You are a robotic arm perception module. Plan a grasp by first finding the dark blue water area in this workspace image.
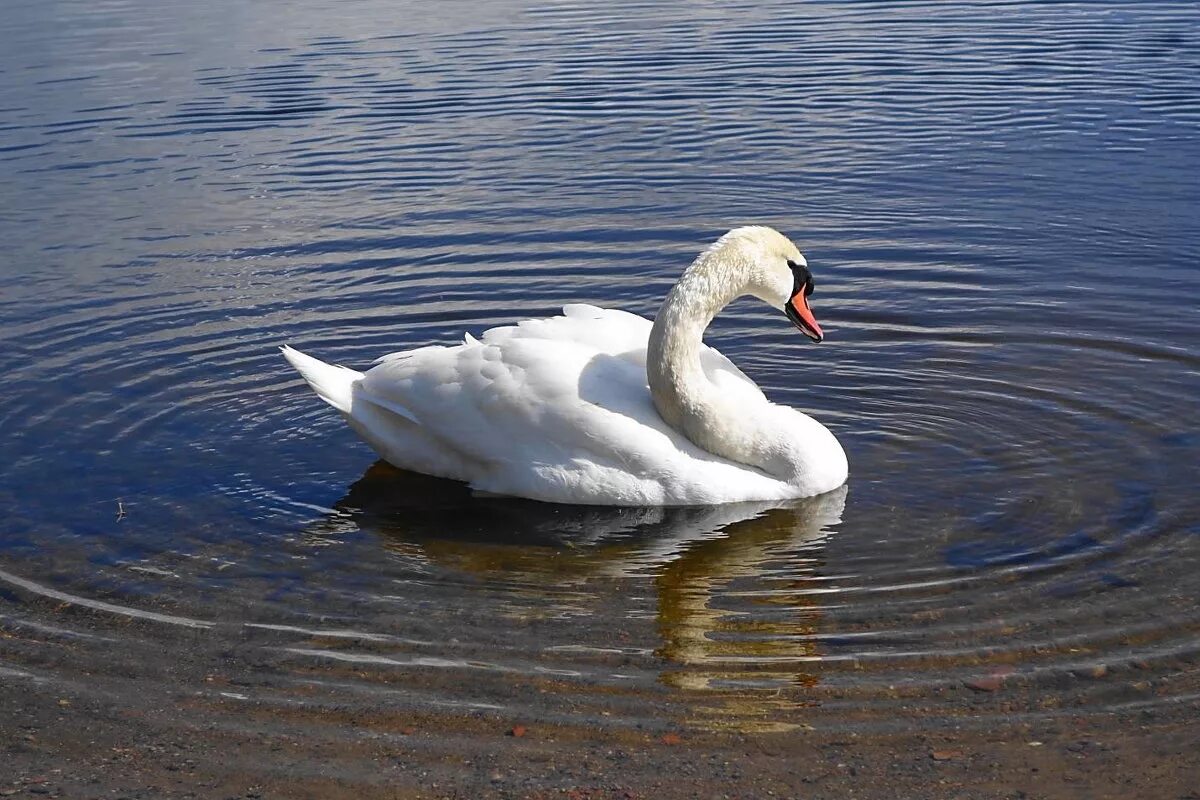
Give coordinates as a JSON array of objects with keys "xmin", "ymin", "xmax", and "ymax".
[{"xmin": 1, "ymin": 0, "xmax": 1199, "ymax": 730}]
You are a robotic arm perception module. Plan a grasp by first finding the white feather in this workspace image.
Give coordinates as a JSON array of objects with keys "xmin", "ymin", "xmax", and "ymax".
[{"xmin": 280, "ymin": 345, "xmax": 361, "ymax": 415}]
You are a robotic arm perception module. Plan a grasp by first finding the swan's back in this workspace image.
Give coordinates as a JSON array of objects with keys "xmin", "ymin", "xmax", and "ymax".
[{"xmin": 334, "ymin": 304, "xmax": 788, "ymax": 505}]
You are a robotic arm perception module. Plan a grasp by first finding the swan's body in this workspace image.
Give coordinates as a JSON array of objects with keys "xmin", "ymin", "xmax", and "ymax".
[{"xmin": 283, "ymin": 227, "xmax": 847, "ymax": 506}]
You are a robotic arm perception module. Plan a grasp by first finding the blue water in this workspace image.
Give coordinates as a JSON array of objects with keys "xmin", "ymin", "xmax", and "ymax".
[{"xmin": 1, "ymin": 0, "xmax": 1198, "ymax": 739}]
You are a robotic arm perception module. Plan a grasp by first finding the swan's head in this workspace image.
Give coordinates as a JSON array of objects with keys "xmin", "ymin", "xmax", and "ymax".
[{"xmin": 722, "ymin": 226, "xmax": 823, "ymax": 343}]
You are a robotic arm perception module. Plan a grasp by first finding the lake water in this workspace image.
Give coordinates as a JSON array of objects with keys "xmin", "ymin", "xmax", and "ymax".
[{"xmin": 2, "ymin": 0, "xmax": 1198, "ymax": 761}]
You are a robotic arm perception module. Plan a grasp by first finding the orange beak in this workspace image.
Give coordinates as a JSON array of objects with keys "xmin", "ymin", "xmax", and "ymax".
[{"xmin": 785, "ymin": 290, "xmax": 823, "ymax": 343}]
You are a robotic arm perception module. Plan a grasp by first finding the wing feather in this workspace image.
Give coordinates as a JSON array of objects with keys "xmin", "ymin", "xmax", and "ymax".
[{"xmin": 354, "ymin": 306, "xmax": 788, "ymax": 504}]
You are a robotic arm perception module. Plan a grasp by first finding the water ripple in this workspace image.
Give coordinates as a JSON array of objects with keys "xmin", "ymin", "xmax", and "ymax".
[{"xmin": 0, "ymin": 0, "xmax": 1198, "ymax": 740}]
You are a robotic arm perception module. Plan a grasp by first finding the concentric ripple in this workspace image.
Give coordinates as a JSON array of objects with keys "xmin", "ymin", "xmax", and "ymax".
[{"xmin": 1, "ymin": 0, "xmax": 1198, "ymax": 744}]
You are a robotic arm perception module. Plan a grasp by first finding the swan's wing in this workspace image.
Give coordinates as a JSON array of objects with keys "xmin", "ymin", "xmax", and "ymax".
[
  {"xmin": 482, "ymin": 304, "xmax": 652, "ymax": 360},
  {"xmin": 698, "ymin": 347, "xmax": 766, "ymax": 405},
  {"xmin": 355, "ymin": 307, "xmax": 787, "ymax": 505},
  {"xmin": 551, "ymin": 304, "xmax": 765, "ymax": 403},
  {"xmin": 373, "ymin": 303, "xmax": 761, "ymax": 400}
]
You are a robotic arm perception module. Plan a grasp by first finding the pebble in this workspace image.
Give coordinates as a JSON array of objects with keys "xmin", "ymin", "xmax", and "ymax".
[{"xmin": 964, "ymin": 675, "xmax": 1003, "ymax": 692}]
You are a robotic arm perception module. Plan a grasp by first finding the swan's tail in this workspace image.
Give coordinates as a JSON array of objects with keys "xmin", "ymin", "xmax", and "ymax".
[{"xmin": 280, "ymin": 345, "xmax": 363, "ymax": 415}]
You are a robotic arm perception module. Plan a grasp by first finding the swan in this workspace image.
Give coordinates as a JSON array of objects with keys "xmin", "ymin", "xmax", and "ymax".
[{"xmin": 282, "ymin": 226, "xmax": 848, "ymax": 506}]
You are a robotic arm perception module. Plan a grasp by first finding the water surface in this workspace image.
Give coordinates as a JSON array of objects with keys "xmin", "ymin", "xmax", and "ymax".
[{"xmin": 2, "ymin": 0, "xmax": 1199, "ymax": 742}]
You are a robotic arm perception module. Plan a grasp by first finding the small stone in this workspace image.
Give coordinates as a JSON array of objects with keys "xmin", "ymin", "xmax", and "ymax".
[
  {"xmin": 508, "ymin": 725, "xmax": 527, "ymax": 738},
  {"xmin": 930, "ymin": 750, "xmax": 962, "ymax": 762},
  {"xmin": 966, "ymin": 664, "xmax": 1016, "ymax": 692},
  {"xmin": 965, "ymin": 675, "xmax": 1004, "ymax": 692},
  {"xmin": 1073, "ymin": 664, "xmax": 1109, "ymax": 680}
]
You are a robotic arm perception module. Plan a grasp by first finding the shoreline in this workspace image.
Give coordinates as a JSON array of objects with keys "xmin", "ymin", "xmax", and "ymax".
[{"xmin": 5, "ymin": 677, "xmax": 1197, "ymax": 799}]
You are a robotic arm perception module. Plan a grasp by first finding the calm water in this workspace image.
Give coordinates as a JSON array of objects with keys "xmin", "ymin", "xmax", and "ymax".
[{"xmin": 2, "ymin": 0, "xmax": 1198, "ymax": 740}]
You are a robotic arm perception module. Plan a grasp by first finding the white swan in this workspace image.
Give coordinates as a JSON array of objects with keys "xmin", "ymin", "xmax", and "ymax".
[{"xmin": 282, "ymin": 226, "xmax": 848, "ymax": 506}]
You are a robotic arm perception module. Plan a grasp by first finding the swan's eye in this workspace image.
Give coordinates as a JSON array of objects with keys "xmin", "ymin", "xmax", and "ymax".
[{"xmin": 787, "ymin": 259, "xmax": 814, "ymax": 296}]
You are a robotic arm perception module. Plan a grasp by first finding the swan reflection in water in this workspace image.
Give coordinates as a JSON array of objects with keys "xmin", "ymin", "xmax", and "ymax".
[{"xmin": 312, "ymin": 461, "xmax": 847, "ymax": 732}]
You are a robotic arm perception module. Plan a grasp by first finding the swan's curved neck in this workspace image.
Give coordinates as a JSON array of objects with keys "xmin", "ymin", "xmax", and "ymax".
[
  {"xmin": 647, "ymin": 242, "xmax": 790, "ymax": 479},
  {"xmin": 647, "ymin": 261, "xmax": 737, "ymax": 426}
]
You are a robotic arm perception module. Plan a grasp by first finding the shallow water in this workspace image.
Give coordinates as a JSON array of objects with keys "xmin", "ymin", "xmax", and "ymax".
[{"xmin": 2, "ymin": 0, "xmax": 1199, "ymax": 740}]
